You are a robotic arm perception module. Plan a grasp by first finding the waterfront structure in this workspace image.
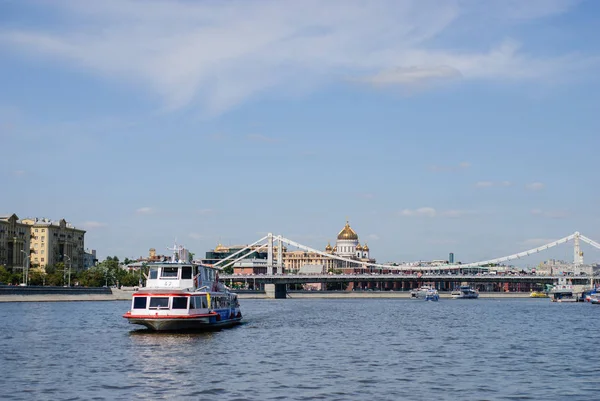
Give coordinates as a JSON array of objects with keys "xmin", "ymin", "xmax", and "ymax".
[
  {"xmin": 21, "ymin": 217, "xmax": 86, "ymax": 271},
  {"xmin": 0, "ymin": 214, "xmax": 31, "ymax": 269}
]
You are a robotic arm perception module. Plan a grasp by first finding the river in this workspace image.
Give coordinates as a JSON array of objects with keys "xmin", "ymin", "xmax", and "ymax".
[{"xmin": 1, "ymin": 298, "xmax": 599, "ymax": 400}]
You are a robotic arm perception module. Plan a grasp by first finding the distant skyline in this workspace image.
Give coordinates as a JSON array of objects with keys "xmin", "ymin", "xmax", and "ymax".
[{"xmin": 1, "ymin": 0, "xmax": 600, "ymax": 265}]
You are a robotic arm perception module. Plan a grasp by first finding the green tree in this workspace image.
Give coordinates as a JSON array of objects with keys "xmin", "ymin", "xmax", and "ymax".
[{"xmin": 222, "ymin": 262, "xmax": 234, "ymax": 275}]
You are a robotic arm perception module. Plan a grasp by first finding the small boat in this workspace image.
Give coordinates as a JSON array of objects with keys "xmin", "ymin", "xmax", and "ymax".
[
  {"xmin": 530, "ymin": 291, "xmax": 548, "ymax": 298},
  {"xmin": 549, "ymin": 278, "xmax": 577, "ymax": 303},
  {"xmin": 451, "ymin": 286, "xmax": 479, "ymax": 299},
  {"xmin": 410, "ymin": 286, "xmax": 439, "ymax": 301},
  {"xmin": 123, "ymin": 244, "xmax": 242, "ymax": 331},
  {"xmin": 590, "ymin": 293, "xmax": 600, "ymax": 305}
]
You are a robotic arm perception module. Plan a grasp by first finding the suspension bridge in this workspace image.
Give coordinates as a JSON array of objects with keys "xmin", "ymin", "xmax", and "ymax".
[{"xmin": 209, "ymin": 231, "xmax": 600, "ymax": 298}]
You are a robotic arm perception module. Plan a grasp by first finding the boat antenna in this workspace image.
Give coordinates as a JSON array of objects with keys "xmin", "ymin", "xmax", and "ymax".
[{"xmin": 167, "ymin": 239, "xmax": 181, "ymax": 263}]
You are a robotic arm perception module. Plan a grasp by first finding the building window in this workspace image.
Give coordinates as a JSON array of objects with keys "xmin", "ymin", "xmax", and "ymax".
[
  {"xmin": 41, "ymin": 236, "xmax": 45, "ymax": 242},
  {"xmin": 41, "ymin": 258, "xmax": 45, "ymax": 262},
  {"xmin": 41, "ymin": 250, "xmax": 44, "ymax": 254},
  {"xmin": 35, "ymin": 229, "xmax": 38, "ymax": 232}
]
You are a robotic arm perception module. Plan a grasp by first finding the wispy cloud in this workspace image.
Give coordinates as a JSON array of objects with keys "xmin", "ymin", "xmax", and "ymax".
[
  {"xmin": 13, "ymin": 170, "xmax": 26, "ymax": 177},
  {"xmin": 399, "ymin": 207, "xmax": 477, "ymax": 218},
  {"xmin": 0, "ymin": 0, "xmax": 591, "ymax": 114},
  {"xmin": 428, "ymin": 161, "xmax": 471, "ymax": 172},
  {"xmin": 441, "ymin": 210, "xmax": 478, "ymax": 218},
  {"xmin": 399, "ymin": 207, "xmax": 437, "ymax": 217},
  {"xmin": 246, "ymin": 134, "xmax": 280, "ymax": 143},
  {"xmin": 80, "ymin": 221, "xmax": 108, "ymax": 229},
  {"xmin": 366, "ymin": 234, "xmax": 380, "ymax": 241},
  {"xmin": 530, "ymin": 209, "xmax": 570, "ymax": 219},
  {"xmin": 135, "ymin": 207, "xmax": 155, "ymax": 215},
  {"xmin": 526, "ymin": 182, "xmax": 545, "ymax": 191},
  {"xmin": 520, "ymin": 238, "xmax": 557, "ymax": 247},
  {"xmin": 475, "ymin": 180, "xmax": 512, "ymax": 188},
  {"xmin": 357, "ymin": 65, "xmax": 462, "ymax": 88}
]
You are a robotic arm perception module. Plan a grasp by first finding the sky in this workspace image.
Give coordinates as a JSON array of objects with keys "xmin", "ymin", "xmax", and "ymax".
[{"xmin": 1, "ymin": 0, "xmax": 600, "ymax": 266}]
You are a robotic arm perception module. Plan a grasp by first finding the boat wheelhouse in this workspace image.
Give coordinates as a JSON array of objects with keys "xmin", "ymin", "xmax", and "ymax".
[{"xmin": 123, "ymin": 247, "xmax": 242, "ymax": 331}]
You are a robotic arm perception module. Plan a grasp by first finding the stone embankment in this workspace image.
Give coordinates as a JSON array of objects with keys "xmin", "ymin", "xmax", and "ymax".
[{"xmin": 0, "ymin": 287, "xmax": 533, "ymax": 302}]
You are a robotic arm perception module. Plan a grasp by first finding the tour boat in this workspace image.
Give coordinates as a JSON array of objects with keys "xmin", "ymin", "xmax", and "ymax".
[
  {"xmin": 451, "ymin": 286, "xmax": 479, "ymax": 299},
  {"xmin": 549, "ymin": 278, "xmax": 577, "ymax": 303},
  {"xmin": 410, "ymin": 286, "xmax": 439, "ymax": 301},
  {"xmin": 123, "ymin": 246, "xmax": 242, "ymax": 331}
]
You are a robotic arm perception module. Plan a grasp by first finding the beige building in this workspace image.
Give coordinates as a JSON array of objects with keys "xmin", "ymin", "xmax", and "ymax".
[
  {"xmin": 0, "ymin": 214, "xmax": 31, "ymax": 269},
  {"xmin": 21, "ymin": 217, "xmax": 86, "ymax": 271}
]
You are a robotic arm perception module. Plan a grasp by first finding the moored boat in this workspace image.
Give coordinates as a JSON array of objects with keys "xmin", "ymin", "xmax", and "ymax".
[
  {"xmin": 549, "ymin": 278, "xmax": 576, "ymax": 303},
  {"xmin": 451, "ymin": 286, "xmax": 479, "ymax": 299},
  {"xmin": 410, "ymin": 285, "xmax": 439, "ymax": 301},
  {"xmin": 530, "ymin": 291, "xmax": 548, "ymax": 298},
  {"xmin": 123, "ymin": 245, "xmax": 242, "ymax": 331}
]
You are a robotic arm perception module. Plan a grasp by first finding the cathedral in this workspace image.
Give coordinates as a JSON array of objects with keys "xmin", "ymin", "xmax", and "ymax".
[{"xmin": 326, "ymin": 220, "xmax": 370, "ymax": 260}]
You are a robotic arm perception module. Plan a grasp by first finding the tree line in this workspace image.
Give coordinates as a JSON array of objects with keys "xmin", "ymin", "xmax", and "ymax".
[{"xmin": 0, "ymin": 256, "xmax": 143, "ymax": 287}]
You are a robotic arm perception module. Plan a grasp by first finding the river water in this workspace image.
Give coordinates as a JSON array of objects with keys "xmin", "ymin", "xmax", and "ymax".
[{"xmin": 1, "ymin": 298, "xmax": 599, "ymax": 400}]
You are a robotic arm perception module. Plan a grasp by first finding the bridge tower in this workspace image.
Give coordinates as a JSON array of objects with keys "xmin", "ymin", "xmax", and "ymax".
[
  {"xmin": 267, "ymin": 233, "xmax": 274, "ymax": 275},
  {"xmin": 574, "ymin": 232, "xmax": 584, "ymax": 266}
]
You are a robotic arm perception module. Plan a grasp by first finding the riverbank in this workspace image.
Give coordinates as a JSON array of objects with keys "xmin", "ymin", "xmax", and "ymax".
[{"xmin": 0, "ymin": 288, "xmax": 534, "ymax": 302}]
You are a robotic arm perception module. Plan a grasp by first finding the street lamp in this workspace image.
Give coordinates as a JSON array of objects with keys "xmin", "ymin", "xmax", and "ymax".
[
  {"xmin": 63, "ymin": 254, "xmax": 71, "ymax": 287},
  {"xmin": 20, "ymin": 250, "xmax": 30, "ymax": 286}
]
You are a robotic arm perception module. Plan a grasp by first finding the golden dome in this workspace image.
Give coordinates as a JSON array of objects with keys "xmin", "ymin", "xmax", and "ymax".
[
  {"xmin": 333, "ymin": 246, "xmax": 337, "ymax": 252},
  {"xmin": 215, "ymin": 243, "xmax": 227, "ymax": 252},
  {"xmin": 356, "ymin": 243, "xmax": 363, "ymax": 251},
  {"xmin": 337, "ymin": 221, "xmax": 358, "ymax": 240},
  {"xmin": 325, "ymin": 242, "xmax": 333, "ymax": 251},
  {"xmin": 363, "ymin": 243, "xmax": 369, "ymax": 251}
]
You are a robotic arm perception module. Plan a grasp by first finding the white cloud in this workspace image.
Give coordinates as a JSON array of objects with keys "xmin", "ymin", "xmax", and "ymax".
[
  {"xmin": 526, "ymin": 182, "xmax": 545, "ymax": 191},
  {"xmin": 81, "ymin": 221, "xmax": 108, "ymax": 229},
  {"xmin": 367, "ymin": 234, "xmax": 380, "ymax": 241},
  {"xmin": 400, "ymin": 207, "xmax": 437, "ymax": 217},
  {"xmin": 429, "ymin": 161, "xmax": 471, "ymax": 172},
  {"xmin": 0, "ymin": 0, "xmax": 591, "ymax": 114},
  {"xmin": 135, "ymin": 207, "xmax": 155, "ymax": 215}
]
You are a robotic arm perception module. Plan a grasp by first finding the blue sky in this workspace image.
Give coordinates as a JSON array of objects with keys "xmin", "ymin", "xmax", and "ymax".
[{"xmin": 1, "ymin": 0, "xmax": 599, "ymax": 266}]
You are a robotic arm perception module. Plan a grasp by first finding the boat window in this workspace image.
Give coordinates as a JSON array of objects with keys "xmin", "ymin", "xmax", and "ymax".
[
  {"xmin": 133, "ymin": 297, "xmax": 147, "ymax": 309},
  {"xmin": 149, "ymin": 267, "xmax": 158, "ymax": 279},
  {"xmin": 172, "ymin": 297, "xmax": 188, "ymax": 309},
  {"xmin": 149, "ymin": 297, "xmax": 169, "ymax": 309},
  {"xmin": 181, "ymin": 266, "xmax": 192, "ymax": 280},
  {"xmin": 161, "ymin": 267, "xmax": 179, "ymax": 278}
]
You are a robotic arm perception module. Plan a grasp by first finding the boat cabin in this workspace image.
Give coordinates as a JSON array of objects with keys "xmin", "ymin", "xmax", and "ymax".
[{"xmin": 145, "ymin": 262, "xmax": 218, "ymax": 290}]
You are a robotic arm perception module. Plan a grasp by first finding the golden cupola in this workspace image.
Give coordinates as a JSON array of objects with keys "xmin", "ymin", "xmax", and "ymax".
[
  {"xmin": 356, "ymin": 243, "xmax": 363, "ymax": 251},
  {"xmin": 337, "ymin": 221, "xmax": 358, "ymax": 240},
  {"xmin": 215, "ymin": 243, "xmax": 227, "ymax": 252},
  {"xmin": 325, "ymin": 242, "xmax": 333, "ymax": 252},
  {"xmin": 363, "ymin": 243, "xmax": 369, "ymax": 251}
]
